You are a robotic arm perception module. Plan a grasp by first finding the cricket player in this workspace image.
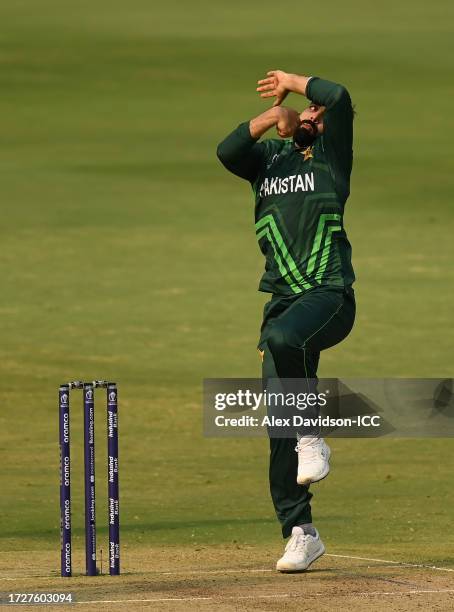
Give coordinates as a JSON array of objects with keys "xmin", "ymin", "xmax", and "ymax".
[{"xmin": 217, "ymin": 70, "xmax": 356, "ymax": 572}]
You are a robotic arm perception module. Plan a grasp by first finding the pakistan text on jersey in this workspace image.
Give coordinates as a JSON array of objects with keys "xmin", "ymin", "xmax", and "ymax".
[{"xmin": 258, "ymin": 172, "xmax": 315, "ymax": 198}]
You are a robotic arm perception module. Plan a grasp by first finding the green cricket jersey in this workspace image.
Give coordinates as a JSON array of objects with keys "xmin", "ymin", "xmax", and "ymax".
[{"xmin": 217, "ymin": 77, "xmax": 355, "ymax": 296}]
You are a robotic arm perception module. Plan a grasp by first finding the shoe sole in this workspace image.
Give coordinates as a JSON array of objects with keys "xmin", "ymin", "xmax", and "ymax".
[
  {"xmin": 296, "ymin": 446, "xmax": 331, "ymax": 486},
  {"xmin": 296, "ymin": 465, "xmax": 330, "ymax": 486},
  {"xmin": 276, "ymin": 543, "xmax": 326, "ymax": 573}
]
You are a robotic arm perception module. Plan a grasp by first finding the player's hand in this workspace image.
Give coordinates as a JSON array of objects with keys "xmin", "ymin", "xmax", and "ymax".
[
  {"xmin": 257, "ymin": 70, "xmax": 291, "ymax": 107},
  {"xmin": 275, "ymin": 107, "xmax": 300, "ymax": 138}
]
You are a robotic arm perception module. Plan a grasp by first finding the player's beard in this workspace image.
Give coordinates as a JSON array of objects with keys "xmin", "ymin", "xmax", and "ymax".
[{"xmin": 293, "ymin": 120, "xmax": 318, "ymax": 149}]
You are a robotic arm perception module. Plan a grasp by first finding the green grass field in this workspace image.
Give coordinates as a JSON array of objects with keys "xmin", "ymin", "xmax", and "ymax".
[{"xmin": 1, "ymin": 0, "xmax": 454, "ymax": 592}]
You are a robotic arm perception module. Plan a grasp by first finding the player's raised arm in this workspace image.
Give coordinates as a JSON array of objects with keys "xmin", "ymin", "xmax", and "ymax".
[
  {"xmin": 304, "ymin": 76, "xmax": 353, "ymax": 178},
  {"xmin": 258, "ymin": 69, "xmax": 353, "ymax": 197},
  {"xmin": 216, "ymin": 106, "xmax": 301, "ymax": 182}
]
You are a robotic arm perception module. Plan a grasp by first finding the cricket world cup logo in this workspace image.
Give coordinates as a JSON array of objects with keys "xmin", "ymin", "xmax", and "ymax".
[
  {"xmin": 61, "ymin": 393, "xmax": 68, "ymax": 405},
  {"xmin": 85, "ymin": 389, "xmax": 94, "ymax": 401},
  {"xmin": 108, "ymin": 391, "xmax": 116, "ymax": 402}
]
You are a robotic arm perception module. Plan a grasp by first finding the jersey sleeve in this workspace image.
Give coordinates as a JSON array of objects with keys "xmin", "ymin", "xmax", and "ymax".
[
  {"xmin": 306, "ymin": 77, "xmax": 353, "ymax": 196},
  {"xmin": 216, "ymin": 122, "xmax": 268, "ymax": 183}
]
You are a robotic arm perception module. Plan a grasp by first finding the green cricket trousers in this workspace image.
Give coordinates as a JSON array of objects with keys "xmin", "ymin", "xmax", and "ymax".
[{"xmin": 259, "ymin": 285, "xmax": 356, "ymax": 538}]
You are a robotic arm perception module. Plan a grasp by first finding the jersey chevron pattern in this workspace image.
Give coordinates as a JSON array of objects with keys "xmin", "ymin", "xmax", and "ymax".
[{"xmin": 217, "ymin": 77, "xmax": 355, "ymax": 296}]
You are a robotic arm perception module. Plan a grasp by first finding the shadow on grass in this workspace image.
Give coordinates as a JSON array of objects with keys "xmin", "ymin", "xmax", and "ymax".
[{"xmin": 1, "ymin": 517, "xmax": 276, "ymax": 541}]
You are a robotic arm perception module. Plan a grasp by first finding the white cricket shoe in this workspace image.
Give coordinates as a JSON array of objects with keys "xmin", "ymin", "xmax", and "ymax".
[
  {"xmin": 295, "ymin": 437, "xmax": 331, "ymax": 485},
  {"xmin": 276, "ymin": 526, "xmax": 325, "ymax": 572}
]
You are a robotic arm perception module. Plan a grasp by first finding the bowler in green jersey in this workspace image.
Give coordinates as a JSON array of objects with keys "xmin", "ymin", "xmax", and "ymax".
[{"xmin": 217, "ymin": 70, "xmax": 356, "ymax": 572}]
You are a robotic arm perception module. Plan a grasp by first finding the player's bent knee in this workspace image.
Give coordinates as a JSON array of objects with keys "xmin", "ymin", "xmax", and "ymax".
[{"xmin": 266, "ymin": 323, "xmax": 292, "ymax": 361}]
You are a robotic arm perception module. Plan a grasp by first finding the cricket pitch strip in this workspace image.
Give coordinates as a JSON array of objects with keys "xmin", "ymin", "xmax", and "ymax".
[{"xmin": 0, "ymin": 546, "xmax": 453, "ymax": 611}]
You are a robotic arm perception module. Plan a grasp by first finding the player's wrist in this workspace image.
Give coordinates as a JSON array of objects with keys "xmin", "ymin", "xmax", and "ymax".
[
  {"xmin": 272, "ymin": 106, "xmax": 284, "ymax": 122},
  {"xmin": 287, "ymin": 73, "xmax": 310, "ymax": 96},
  {"xmin": 285, "ymin": 73, "xmax": 297, "ymax": 92}
]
